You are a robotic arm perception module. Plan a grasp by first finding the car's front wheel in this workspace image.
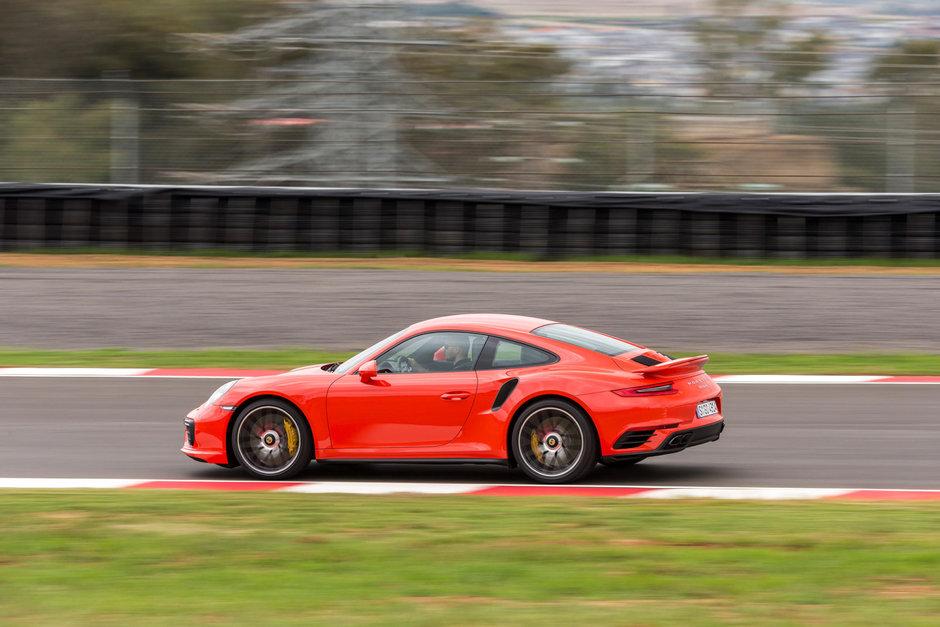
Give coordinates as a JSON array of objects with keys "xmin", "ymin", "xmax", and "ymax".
[
  {"xmin": 511, "ymin": 399, "xmax": 598, "ymax": 483},
  {"xmin": 231, "ymin": 399, "xmax": 313, "ymax": 479}
]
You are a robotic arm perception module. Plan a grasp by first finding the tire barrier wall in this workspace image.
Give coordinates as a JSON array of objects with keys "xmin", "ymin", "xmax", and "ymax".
[{"xmin": 1, "ymin": 184, "xmax": 939, "ymax": 259}]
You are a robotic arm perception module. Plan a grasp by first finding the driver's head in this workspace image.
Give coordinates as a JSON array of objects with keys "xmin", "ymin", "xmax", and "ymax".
[{"xmin": 441, "ymin": 334, "xmax": 470, "ymax": 361}]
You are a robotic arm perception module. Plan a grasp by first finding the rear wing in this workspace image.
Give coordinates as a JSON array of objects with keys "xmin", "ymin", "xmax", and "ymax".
[{"xmin": 639, "ymin": 355, "xmax": 709, "ymax": 378}]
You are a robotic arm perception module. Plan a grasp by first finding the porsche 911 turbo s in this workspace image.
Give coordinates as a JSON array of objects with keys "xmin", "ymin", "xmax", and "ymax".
[{"xmin": 182, "ymin": 314, "xmax": 724, "ymax": 483}]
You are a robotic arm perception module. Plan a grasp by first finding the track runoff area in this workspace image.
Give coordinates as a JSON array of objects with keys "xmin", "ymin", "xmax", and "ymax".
[{"xmin": 2, "ymin": 367, "xmax": 939, "ymax": 501}]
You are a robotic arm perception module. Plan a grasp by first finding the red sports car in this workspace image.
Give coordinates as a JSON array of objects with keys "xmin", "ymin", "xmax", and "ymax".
[{"xmin": 182, "ymin": 314, "xmax": 724, "ymax": 483}]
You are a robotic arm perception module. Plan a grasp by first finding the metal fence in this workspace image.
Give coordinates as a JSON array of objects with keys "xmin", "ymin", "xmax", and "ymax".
[
  {"xmin": 1, "ymin": 77, "xmax": 937, "ymax": 193},
  {"xmin": 2, "ymin": 2, "xmax": 938, "ymax": 192}
]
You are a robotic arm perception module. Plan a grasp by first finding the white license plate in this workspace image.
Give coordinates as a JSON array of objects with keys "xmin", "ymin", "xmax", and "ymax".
[{"xmin": 696, "ymin": 399, "xmax": 718, "ymax": 418}]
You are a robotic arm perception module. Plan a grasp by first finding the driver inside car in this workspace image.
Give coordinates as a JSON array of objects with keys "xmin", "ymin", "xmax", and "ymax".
[{"xmin": 406, "ymin": 335, "xmax": 472, "ymax": 372}]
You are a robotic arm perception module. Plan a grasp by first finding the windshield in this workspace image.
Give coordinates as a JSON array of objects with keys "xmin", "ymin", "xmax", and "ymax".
[
  {"xmin": 334, "ymin": 328, "xmax": 410, "ymax": 374},
  {"xmin": 531, "ymin": 323, "xmax": 641, "ymax": 357}
]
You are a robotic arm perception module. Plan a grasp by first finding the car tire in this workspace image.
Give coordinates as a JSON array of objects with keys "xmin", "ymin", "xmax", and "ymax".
[
  {"xmin": 511, "ymin": 399, "xmax": 598, "ymax": 484},
  {"xmin": 230, "ymin": 399, "xmax": 313, "ymax": 479}
]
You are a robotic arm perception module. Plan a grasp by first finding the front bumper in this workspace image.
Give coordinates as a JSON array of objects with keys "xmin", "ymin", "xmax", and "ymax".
[{"xmin": 180, "ymin": 404, "xmax": 232, "ymax": 465}]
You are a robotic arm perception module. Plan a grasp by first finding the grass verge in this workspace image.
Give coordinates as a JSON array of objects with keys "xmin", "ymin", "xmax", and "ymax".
[
  {"xmin": 2, "ymin": 249, "xmax": 940, "ymax": 273},
  {"xmin": 0, "ymin": 491, "xmax": 938, "ymax": 625},
  {"xmin": 0, "ymin": 348, "xmax": 938, "ymax": 374},
  {"xmin": 0, "ymin": 347, "xmax": 349, "ymax": 369}
]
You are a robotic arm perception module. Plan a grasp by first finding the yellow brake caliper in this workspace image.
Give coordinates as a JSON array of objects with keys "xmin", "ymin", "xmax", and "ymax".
[
  {"xmin": 284, "ymin": 418, "xmax": 298, "ymax": 456},
  {"xmin": 530, "ymin": 431, "xmax": 543, "ymax": 463}
]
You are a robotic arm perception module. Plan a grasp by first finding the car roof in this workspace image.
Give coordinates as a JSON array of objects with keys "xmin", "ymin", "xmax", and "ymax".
[{"xmin": 409, "ymin": 314, "xmax": 557, "ymax": 335}]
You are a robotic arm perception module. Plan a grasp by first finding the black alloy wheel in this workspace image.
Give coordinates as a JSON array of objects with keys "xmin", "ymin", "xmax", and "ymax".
[
  {"xmin": 231, "ymin": 399, "xmax": 313, "ymax": 479},
  {"xmin": 511, "ymin": 399, "xmax": 598, "ymax": 483}
]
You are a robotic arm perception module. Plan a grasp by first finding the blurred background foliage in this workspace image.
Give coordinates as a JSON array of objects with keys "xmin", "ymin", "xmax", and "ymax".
[
  {"xmin": 0, "ymin": 0, "xmax": 937, "ymax": 190},
  {"xmin": 0, "ymin": 0, "xmax": 278, "ymax": 79}
]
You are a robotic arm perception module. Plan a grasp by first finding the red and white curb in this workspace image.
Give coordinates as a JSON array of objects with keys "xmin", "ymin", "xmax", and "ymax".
[
  {"xmin": 1, "ymin": 368, "xmax": 939, "ymax": 383},
  {"xmin": 1, "ymin": 478, "xmax": 938, "ymax": 500}
]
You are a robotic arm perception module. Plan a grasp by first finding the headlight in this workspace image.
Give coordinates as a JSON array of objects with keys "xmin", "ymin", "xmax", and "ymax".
[{"xmin": 205, "ymin": 380, "xmax": 237, "ymax": 406}]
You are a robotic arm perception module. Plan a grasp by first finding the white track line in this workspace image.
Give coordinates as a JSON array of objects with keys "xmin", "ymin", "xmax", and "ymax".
[
  {"xmin": 0, "ymin": 367, "xmax": 150, "ymax": 377},
  {"xmin": 281, "ymin": 481, "xmax": 490, "ymax": 495},
  {"xmin": 0, "ymin": 478, "xmax": 141, "ymax": 489},
  {"xmin": 634, "ymin": 487, "xmax": 851, "ymax": 500},
  {"xmin": 714, "ymin": 375, "xmax": 881, "ymax": 384}
]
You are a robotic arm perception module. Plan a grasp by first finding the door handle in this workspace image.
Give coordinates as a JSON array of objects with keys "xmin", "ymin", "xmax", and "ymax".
[{"xmin": 441, "ymin": 391, "xmax": 471, "ymax": 401}]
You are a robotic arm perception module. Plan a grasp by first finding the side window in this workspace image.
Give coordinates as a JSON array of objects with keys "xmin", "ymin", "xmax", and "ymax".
[
  {"xmin": 375, "ymin": 332, "xmax": 485, "ymax": 374},
  {"xmin": 490, "ymin": 338, "xmax": 556, "ymax": 369}
]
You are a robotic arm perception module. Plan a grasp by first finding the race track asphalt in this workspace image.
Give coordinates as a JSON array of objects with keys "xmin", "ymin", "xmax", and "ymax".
[
  {"xmin": 2, "ymin": 377, "xmax": 936, "ymax": 489},
  {"xmin": 1, "ymin": 267, "xmax": 938, "ymax": 353},
  {"xmin": 1, "ymin": 267, "xmax": 937, "ymax": 488}
]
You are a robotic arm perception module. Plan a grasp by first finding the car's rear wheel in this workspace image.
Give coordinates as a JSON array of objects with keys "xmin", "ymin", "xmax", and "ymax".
[
  {"xmin": 231, "ymin": 399, "xmax": 312, "ymax": 479},
  {"xmin": 511, "ymin": 399, "xmax": 598, "ymax": 483}
]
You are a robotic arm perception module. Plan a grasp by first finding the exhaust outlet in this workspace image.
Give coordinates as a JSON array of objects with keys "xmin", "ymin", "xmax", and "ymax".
[{"xmin": 668, "ymin": 433, "xmax": 692, "ymax": 447}]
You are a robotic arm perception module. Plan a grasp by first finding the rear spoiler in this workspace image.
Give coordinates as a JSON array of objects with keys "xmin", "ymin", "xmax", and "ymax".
[{"xmin": 640, "ymin": 354, "xmax": 709, "ymax": 377}]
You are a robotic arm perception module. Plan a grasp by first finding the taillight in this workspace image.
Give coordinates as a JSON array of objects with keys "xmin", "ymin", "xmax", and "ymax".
[{"xmin": 613, "ymin": 382, "xmax": 678, "ymax": 397}]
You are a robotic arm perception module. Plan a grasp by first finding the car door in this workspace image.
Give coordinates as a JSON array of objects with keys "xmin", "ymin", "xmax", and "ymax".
[{"xmin": 325, "ymin": 332, "xmax": 485, "ymax": 448}]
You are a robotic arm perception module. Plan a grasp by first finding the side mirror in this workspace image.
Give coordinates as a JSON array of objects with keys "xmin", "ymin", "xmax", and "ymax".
[{"xmin": 359, "ymin": 360, "xmax": 378, "ymax": 382}]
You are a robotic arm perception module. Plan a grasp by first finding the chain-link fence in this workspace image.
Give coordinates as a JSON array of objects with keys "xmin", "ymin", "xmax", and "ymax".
[
  {"xmin": 3, "ymin": 76, "xmax": 935, "ymax": 192},
  {"xmin": 1, "ymin": 1, "xmax": 937, "ymax": 192}
]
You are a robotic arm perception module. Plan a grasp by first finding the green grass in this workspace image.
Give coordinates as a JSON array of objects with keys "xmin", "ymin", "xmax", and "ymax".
[
  {"xmin": 0, "ymin": 347, "xmax": 348, "ymax": 369},
  {"xmin": 1, "ymin": 348, "xmax": 938, "ymax": 374},
  {"xmin": 7, "ymin": 247, "xmax": 940, "ymax": 267},
  {"xmin": 0, "ymin": 492, "xmax": 937, "ymax": 625},
  {"xmin": 697, "ymin": 352, "xmax": 940, "ymax": 375}
]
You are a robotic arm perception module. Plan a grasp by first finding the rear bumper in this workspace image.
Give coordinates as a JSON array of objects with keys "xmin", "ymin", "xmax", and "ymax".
[{"xmin": 602, "ymin": 418, "xmax": 724, "ymax": 462}]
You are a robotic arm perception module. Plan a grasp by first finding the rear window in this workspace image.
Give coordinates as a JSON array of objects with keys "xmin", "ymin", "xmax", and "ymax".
[{"xmin": 531, "ymin": 323, "xmax": 641, "ymax": 357}]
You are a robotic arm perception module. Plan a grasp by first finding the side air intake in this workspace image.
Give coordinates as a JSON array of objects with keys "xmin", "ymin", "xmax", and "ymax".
[{"xmin": 491, "ymin": 378, "xmax": 519, "ymax": 411}]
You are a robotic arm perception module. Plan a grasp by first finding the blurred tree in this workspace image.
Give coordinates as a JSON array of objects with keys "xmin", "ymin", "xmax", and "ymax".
[
  {"xmin": 694, "ymin": 0, "xmax": 831, "ymax": 97},
  {"xmin": 397, "ymin": 22, "xmax": 577, "ymax": 186},
  {"xmin": 695, "ymin": 0, "xmax": 785, "ymax": 97},
  {"xmin": 869, "ymin": 39, "xmax": 940, "ymax": 192},
  {"xmin": 0, "ymin": 94, "xmax": 110, "ymax": 182},
  {"xmin": 780, "ymin": 39, "xmax": 940, "ymax": 192},
  {"xmin": 0, "ymin": 0, "xmax": 282, "ymax": 183},
  {"xmin": 770, "ymin": 31, "xmax": 832, "ymax": 86},
  {"xmin": 0, "ymin": 0, "xmax": 279, "ymax": 79},
  {"xmin": 870, "ymin": 38, "xmax": 939, "ymax": 85},
  {"xmin": 399, "ymin": 23, "xmax": 571, "ymax": 109}
]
